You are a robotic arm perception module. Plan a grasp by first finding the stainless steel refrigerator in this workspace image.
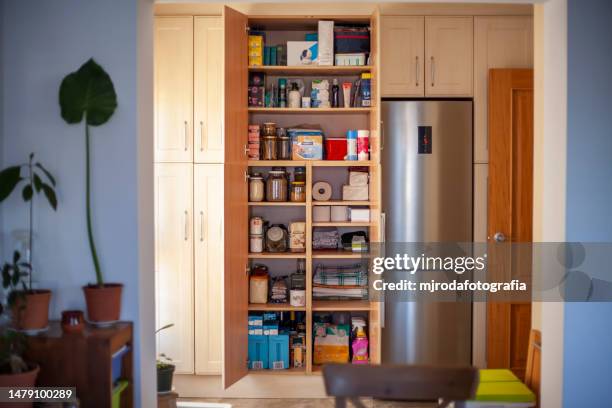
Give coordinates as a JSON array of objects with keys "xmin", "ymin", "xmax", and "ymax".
[{"xmin": 381, "ymin": 100, "xmax": 473, "ymax": 366}]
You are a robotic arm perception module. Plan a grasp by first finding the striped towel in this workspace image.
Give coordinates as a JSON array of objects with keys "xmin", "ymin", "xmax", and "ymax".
[
  {"xmin": 313, "ymin": 287, "xmax": 369, "ymax": 299},
  {"xmin": 314, "ymin": 264, "xmax": 368, "ymax": 286}
]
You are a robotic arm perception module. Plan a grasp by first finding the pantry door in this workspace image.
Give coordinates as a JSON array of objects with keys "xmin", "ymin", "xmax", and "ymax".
[
  {"xmin": 487, "ymin": 69, "xmax": 533, "ymax": 379},
  {"xmin": 223, "ymin": 6, "xmax": 249, "ymax": 389}
]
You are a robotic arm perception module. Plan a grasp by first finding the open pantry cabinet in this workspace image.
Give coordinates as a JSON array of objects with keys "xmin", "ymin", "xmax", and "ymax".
[{"xmin": 222, "ymin": 6, "xmax": 382, "ymax": 388}]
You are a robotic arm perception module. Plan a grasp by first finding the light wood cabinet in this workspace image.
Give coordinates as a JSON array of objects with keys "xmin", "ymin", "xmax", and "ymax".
[
  {"xmin": 474, "ymin": 17, "xmax": 533, "ymax": 163},
  {"xmin": 194, "ymin": 164, "xmax": 224, "ymax": 374},
  {"xmin": 194, "ymin": 17, "xmax": 224, "ymax": 163},
  {"xmin": 473, "ymin": 163, "xmax": 488, "ymax": 243},
  {"xmin": 425, "ymin": 17, "xmax": 473, "ymax": 96},
  {"xmin": 155, "ymin": 163, "xmax": 194, "ymax": 374},
  {"xmin": 154, "ymin": 17, "xmax": 194, "ymax": 163},
  {"xmin": 380, "ymin": 16, "xmax": 424, "ymax": 96}
]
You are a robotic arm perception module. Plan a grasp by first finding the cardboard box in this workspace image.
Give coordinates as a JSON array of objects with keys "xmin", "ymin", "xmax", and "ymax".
[
  {"xmin": 268, "ymin": 335, "xmax": 290, "ymax": 370},
  {"xmin": 335, "ymin": 53, "xmax": 366, "ymax": 66},
  {"xmin": 287, "ymin": 41, "xmax": 318, "ymax": 66},
  {"xmin": 292, "ymin": 135, "xmax": 323, "ymax": 160},
  {"xmin": 318, "ymin": 21, "xmax": 334, "ymax": 66},
  {"xmin": 342, "ymin": 184, "xmax": 369, "ymax": 201},
  {"xmin": 248, "ymin": 335, "xmax": 269, "ymax": 369}
]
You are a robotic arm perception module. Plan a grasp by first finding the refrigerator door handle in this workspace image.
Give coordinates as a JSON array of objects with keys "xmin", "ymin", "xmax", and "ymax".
[{"xmin": 380, "ymin": 212, "xmax": 386, "ymax": 328}]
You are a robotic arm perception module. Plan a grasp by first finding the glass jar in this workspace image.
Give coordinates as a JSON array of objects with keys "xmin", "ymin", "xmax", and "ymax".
[
  {"xmin": 249, "ymin": 265, "xmax": 269, "ymax": 304},
  {"xmin": 277, "ymin": 136, "xmax": 291, "ymax": 160},
  {"xmin": 266, "ymin": 224, "xmax": 288, "ymax": 252},
  {"xmin": 249, "ymin": 173, "xmax": 265, "ymax": 202},
  {"xmin": 266, "ymin": 170, "xmax": 288, "ymax": 202},
  {"xmin": 262, "ymin": 122, "xmax": 277, "ymax": 136},
  {"xmin": 290, "ymin": 181, "xmax": 306, "ymax": 202},
  {"xmin": 262, "ymin": 135, "xmax": 277, "ymax": 160},
  {"xmin": 294, "ymin": 167, "xmax": 306, "ymax": 183}
]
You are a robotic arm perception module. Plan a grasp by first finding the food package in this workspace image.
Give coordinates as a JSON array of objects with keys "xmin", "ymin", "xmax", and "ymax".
[
  {"xmin": 311, "ymin": 79, "xmax": 330, "ymax": 108},
  {"xmin": 292, "ymin": 135, "xmax": 323, "ymax": 160},
  {"xmin": 248, "ymin": 335, "xmax": 268, "ymax": 369},
  {"xmin": 248, "ymin": 35, "xmax": 264, "ymax": 66},
  {"xmin": 313, "ymin": 323, "xmax": 350, "ymax": 365},
  {"xmin": 313, "ymin": 206, "xmax": 331, "ymax": 222},
  {"xmin": 289, "ymin": 222, "xmax": 306, "ymax": 253},
  {"xmin": 342, "ymin": 184, "xmax": 369, "ymax": 201},
  {"xmin": 287, "ymin": 41, "xmax": 318, "ymax": 66},
  {"xmin": 318, "ymin": 21, "xmax": 334, "ymax": 66},
  {"xmin": 335, "ymin": 53, "xmax": 366, "ymax": 66},
  {"xmin": 349, "ymin": 171, "xmax": 369, "ymax": 186},
  {"xmin": 349, "ymin": 208, "xmax": 370, "ymax": 222}
]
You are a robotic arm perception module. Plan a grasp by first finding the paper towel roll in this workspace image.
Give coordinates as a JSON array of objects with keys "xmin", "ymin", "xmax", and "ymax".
[
  {"xmin": 312, "ymin": 181, "xmax": 332, "ymax": 201},
  {"xmin": 331, "ymin": 206, "xmax": 349, "ymax": 222}
]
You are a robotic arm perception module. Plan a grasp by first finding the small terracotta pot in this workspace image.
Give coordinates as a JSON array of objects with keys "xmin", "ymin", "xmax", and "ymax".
[
  {"xmin": 83, "ymin": 283, "xmax": 123, "ymax": 323},
  {"xmin": 0, "ymin": 365, "xmax": 39, "ymax": 408},
  {"xmin": 12, "ymin": 290, "xmax": 51, "ymax": 331},
  {"xmin": 61, "ymin": 310, "xmax": 85, "ymax": 333}
]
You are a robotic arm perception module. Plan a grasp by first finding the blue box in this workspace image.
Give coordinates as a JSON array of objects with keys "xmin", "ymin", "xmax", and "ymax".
[
  {"xmin": 111, "ymin": 345, "xmax": 130, "ymax": 385},
  {"xmin": 248, "ymin": 335, "xmax": 269, "ymax": 369},
  {"xmin": 268, "ymin": 335, "xmax": 290, "ymax": 370},
  {"xmin": 263, "ymin": 323, "xmax": 279, "ymax": 335}
]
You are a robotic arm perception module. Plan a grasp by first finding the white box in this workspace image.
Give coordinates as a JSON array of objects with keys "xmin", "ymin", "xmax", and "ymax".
[
  {"xmin": 331, "ymin": 206, "xmax": 349, "ymax": 222},
  {"xmin": 342, "ymin": 185, "xmax": 369, "ymax": 201},
  {"xmin": 349, "ymin": 208, "xmax": 370, "ymax": 222},
  {"xmin": 335, "ymin": 53, "xmax": 366, "ymax": 66},
  {"xmin": 318, "ymin": 21, "xmax": 334, "ymax": 66},
  {"xmin": 287, "ymin": 41, "xmax": 318, "ymax": 66},
  {"xmin": 349, "ymin": 171, "xmax": 369, "ymax": 186},
  {"xmin": 313, "ymin": 206, "xmax": 331, "ymax": 222}
]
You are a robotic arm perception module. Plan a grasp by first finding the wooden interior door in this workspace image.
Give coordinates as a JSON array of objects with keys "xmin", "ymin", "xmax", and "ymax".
[
  {"xmin": 223, "ymin": 5, "xmax": 249, "ymax": 389},
  {"xmin": 380, "ymin": 16, "xmax": 424, "ymax": 97},
  {"xmin": 487, "ymin": 68, "xmax": 533, "ymax": 379}
]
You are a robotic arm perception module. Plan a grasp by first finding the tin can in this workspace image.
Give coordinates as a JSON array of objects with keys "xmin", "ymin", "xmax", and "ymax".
[{"xmin": 250, "ymin": 216, "xmax": 264, "ymax": 235}]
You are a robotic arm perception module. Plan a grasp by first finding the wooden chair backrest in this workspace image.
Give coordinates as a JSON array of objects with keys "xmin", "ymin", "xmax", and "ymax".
[{"xmin": 524, "ymin": 329, "xmax": 542, "ymax": 406}]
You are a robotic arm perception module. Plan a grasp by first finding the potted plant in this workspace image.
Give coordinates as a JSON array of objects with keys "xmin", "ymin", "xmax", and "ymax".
[
  {"xmin": 58, "ymin": 58, "xmax": 120, "ymax": 324},
  {"xmin": 0, "ymin": 154, "xmax": 57, "ymax": 331},
  {"xmin": 156, "ymin": 324, "xmax": 175, "ymax": 393},
  {"xmin": 0, "ymin": 251, "xmax": 40, "ymax": 393}
]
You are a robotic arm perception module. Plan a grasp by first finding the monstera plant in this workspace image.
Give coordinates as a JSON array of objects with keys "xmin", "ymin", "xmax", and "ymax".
[{"xmin": 59, "ymin": 58, "xmax": 121, "ymax": 324}]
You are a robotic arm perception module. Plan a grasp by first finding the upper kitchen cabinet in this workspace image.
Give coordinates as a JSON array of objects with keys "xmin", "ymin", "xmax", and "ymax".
[
  {"xmin": 425, "ymin": 17, "xmax": 473, "ymax": 97},
  {"xmin": 194, "ymin": 17, "xmax": 224, "ymax": 163},
  {"xmin": 381, "ymin": 16, "xmax": 425, "ymax": 97},
  {"xmin": 155, "ymin": 17, "xmax": 194, "ymax": 162},
  {"xmin": 474, "ymin": 17, "xmax": 533, "ymax": 163}
]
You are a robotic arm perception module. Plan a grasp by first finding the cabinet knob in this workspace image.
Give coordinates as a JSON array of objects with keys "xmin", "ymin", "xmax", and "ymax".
[{"xmin": 493, "ymin": 232, "xmax": 506, "ymax": 243}]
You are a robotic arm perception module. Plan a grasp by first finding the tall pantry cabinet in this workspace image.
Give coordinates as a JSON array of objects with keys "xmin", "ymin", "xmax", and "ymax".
[{"xmin": 154, "ymin": 15, "xmax": 224, "ymax": 375}]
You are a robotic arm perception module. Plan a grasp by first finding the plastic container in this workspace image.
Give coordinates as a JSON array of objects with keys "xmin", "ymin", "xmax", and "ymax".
[
  {"xmin": 262, "ymin": 136, "xmax": 277, "ymax": 160},
  {"xmin": 326, "ymin": 138, "xmax": 347, "ymax": 160},
  {"xmin": 277, "ymin": 136, "xmax": 291, "ymax": 160},
  {"xmin": 346, "ymin": 130, "xmax": 358, "ymax": 160},
  {"xmin": 248, "ymin": 335, "xmax": 269, "ymax": 369},
  {"xmin": 268, "ymin": 335, "xmax": 290, "ymax": 370},
  {"xmin": 249, "ymin": 269, "xmax": 269, "ymax": 304}
]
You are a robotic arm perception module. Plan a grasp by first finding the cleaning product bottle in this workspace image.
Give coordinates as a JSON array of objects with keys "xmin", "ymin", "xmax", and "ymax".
[
  {"xmin": 331, "ymin": 78, "xmax": 340, "ymax": 108},
  {"xmin": 351, "ymin": 321, "xmax": 369, "ymax": 364},
  {"xmin": 288, "ymin": 82, "xmax": 301, "ymax": 108}
]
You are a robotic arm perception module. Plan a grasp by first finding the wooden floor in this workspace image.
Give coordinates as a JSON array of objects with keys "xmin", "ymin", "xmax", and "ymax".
[{"xmin": 178, "ymin": 398, "xmax": 436, "ymax": 407}]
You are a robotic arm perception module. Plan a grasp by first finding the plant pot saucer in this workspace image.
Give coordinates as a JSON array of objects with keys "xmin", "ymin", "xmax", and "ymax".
[
  {"xmin": 85, "ymin": 319, "xmax": 119, "ymax": 328},
  {"xmin": 8, "ymin": 326, "xmax": 50, "ymax": 336}
]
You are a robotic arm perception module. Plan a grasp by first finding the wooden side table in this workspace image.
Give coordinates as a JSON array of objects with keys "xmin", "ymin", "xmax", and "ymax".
[
  {"xmin": 25, "ymin": 321, "xmax": 133, "ymax": 408},
  {"xmin": 158, "ymin": 392, "xmax": 178, "ymax": 408}
]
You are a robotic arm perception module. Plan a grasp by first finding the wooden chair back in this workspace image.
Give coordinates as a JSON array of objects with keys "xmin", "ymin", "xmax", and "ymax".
[
  {"xmin": 322, "ymin": 364, "xmax": 478, "ymax": 408},
  {"xmin": 524, "ymin": 329, "xmax": 542, "ymax": 406}
]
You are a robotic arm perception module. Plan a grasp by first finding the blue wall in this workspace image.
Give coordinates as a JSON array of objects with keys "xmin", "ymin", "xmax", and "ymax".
[
  {"xmin": 564, "ymin": 0, "xmax": 612, "ymax": 406},
  {"xmin": 0, "ymin": 1, "xmax": 154, "ymax": 405}
]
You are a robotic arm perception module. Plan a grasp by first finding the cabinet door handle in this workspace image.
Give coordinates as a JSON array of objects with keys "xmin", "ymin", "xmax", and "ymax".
[
  {"xmin": 184, "ymin": 210, "xmax": 189, "ymax": 241},
  {"xmin": 415, "ymin": 56, "xmax": 420, "ymax": 87},
  {"xmin": 184, "ymin": 121, "xmax": 189, "ymax": 151},
  {"xmin": 200, "ymin": 211, "xmax": 205, "ymax": 242},
  {"xmin": 199, "ymin": 121, "xmax": 205, "ymax": 152},
  {"xmin": 430, "ymin": 56, "xmax": 435, "ymax": 87}
]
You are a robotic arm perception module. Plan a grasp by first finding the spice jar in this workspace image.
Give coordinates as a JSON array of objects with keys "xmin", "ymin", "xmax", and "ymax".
[
  {"xmin": 266, "ymin": 170, "xmax": 288, "ymax": 202},
  {"xmin": 290, "ymin": 181, "xmax": 306, "ymax": 202},
  {"xmin": 249, "ymin": 173, "xmax": 265, "ymax": 202},
  {"xmin": 249, "ymin": 265, "xmax": 269, "ymax": 304},
  {"xmin": 262, "ymin": 136, "xmax": 277, "ymax": 160}
]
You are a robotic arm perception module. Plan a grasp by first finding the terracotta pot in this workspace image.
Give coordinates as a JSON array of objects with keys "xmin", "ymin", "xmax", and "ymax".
[
  {"xmin": 0, "ymin": 365, "xmax": 39, "ymax": 408},
  {"xmin": 83, "ymin": 283, "xmax": 123, "ymax": 323},
  {"xmin": 12, "ymin": 290, "xmax": 51, "ymax": 331},
  {"xmin": 61, "ymin": 310, "xmax": 85, "ymax": 333}
]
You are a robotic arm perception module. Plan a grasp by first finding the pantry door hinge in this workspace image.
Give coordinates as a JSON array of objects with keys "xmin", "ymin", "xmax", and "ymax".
[
  {"xmin": 244, "ymin": 171, "xmax": 250, "ymax": 183},
  {"xmin": 244, "ymin": 143, "xmax": 249, "ymax": 157},
  {"xmin": 245, "ymin": 25, "xmax": 250, "ymax": 33},
  {"xmin": 245, "ymin": 264, "xmax": 250, "ymax": 276}
]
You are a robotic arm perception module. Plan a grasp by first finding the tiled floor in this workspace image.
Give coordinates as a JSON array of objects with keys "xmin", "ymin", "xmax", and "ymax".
[{"xmin": 179, "ymin": 398, "xmax": 436, "ymax": 407}]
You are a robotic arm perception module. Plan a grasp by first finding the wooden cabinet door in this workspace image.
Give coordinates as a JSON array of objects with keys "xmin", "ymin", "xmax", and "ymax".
[
  {"xmin": 425, "ymin": 17, "xmax": 473, "ymax": 96},
  {"xmin": 223, "ymin": 6, "xmax": 249, "ymax": 389},
  {"xmin": 154, "ymin": 163, "xmax": 194, "ymax": 374},
  {"xmin": 380, "ymin": 16, "xmax": 424, "ymax": 97},
  {"xmin": 194, "ymin": 17, "xmax": 224, "ymax": 163},
  {"xmin": 154, "ymin": 17, "xmax": 193, "ymax": 162},
  {"xmin": 194, "ymin": 164, "xmax": 224, "ymax": 375},
  {"xmin": 474, "ymin": 17, "xmax": 533, "ymax": 163}
]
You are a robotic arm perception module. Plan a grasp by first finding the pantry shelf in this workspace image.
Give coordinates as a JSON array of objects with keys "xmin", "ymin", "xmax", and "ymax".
[
  {"xmin": 248, "ymin": 65, "xmax": 373, "ymax": 75},
  {"xmin": 312, "ymin": 200, "xmax": 370, "ymax": 206},
  {"xmin": 248, "ymin": 252, "xmax": 307, "ymax": 259},
  {"xmin": 248, "ymin": 160, "xmax": 307, "ymax": 167},
  {"xmin": 312, "ymin": 300, "xmax": 372, "ymax": 311},
  {"xmin": 248, "ymin": 367, "xmax": 307, "ymax": 376},
  {"xmin": 311, "ymin": 250, "xmax": 369, "ymax": 259},
  {"xmin": 248, "ymin": 202, "xmax": 306, "ymax": 207},
  {"xmin": 248, "ymin": 107, "xmax": 372, "ymax": 114},
  {"xmin": 311, "ymin": 161, "xmax": 374, "ymax": 167},
  {"xmin": 248, "ymin": 303, "xmax": 306, "ymax": 311},
  {"xmin": 312, "ymin": 222, "xmax": 372, "ymax": 227}
]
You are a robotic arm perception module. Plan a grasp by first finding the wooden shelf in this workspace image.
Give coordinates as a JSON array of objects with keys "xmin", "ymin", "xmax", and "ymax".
[
  {"xmin": 248, "ymin": 303, "xmax": 306, "ymax": 311},
  {"xmin": 312, "ymin": 201, "xmax": 371, "ymax": 206},
  {"xmin": 311, "ymin": 161, "xmax": 374, "ymax": 167},
  {"xmin": 248, "ymin": 107, "xmax": 372, "ymax": 114},
  {"xmin": 312, "ymin": 300, "xmax": 372, "ymax": 311},
  {"xmin": 312, "ymin": 222, "xmax": 371, "ymax": 227},
  {"xmin": 248, "ymin": 202, "xmax": 306, "ymax": 207},
  {"xmin": 248, "ymin": 367, "xmax": 307, "ymax": 376},
  {"xmin": 312, "ymin": 250, "xmax": 369, "ymax": 259},
  {"xmin": 248, "ymin": 252, "xmax": 306, "ymax": 259},
  {"xmin": 248, "ymin": 65, "xmax": 372, "ymax": 75},
  {"xmin": 248, "ymin": 160, "xmax": 306, "ymax": 167}
]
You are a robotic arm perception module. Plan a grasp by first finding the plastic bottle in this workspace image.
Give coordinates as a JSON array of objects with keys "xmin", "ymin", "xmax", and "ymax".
[
  {"xmin": 346, "ymin": 130, "xmax": 358, "ymax": 161},
  {"xmin": 278, "ymin": 78, "xmax": 287, "ymax": 108},
  {"xmin": 331, "ymin": 78, "xmax": 340, "ymax": 108},
  {"xmin": 351, "ymin": 325, "xmax": 369, "ymax": 364},
  {"xmin": 288, "ymin": 82, "xmax": 301, "ymax": 108}
]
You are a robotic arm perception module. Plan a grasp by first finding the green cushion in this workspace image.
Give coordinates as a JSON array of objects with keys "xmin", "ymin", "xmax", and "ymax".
[
  {"xmin": 479, "ymin": 369, "xmax": 520, "ymax": 382},
  {"xmin": 475, "ymin": 381, "xmax": 536, "ymax": 403}
]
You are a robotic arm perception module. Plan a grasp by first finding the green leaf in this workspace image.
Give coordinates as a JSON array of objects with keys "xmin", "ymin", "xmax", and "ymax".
[
  {"xmin": 0, "ymin": 166, "xmax": 22, "ymax": 202},
  {"xmin": 59, "ymin": 58, "xmax": 117, "ymax": 127},
  {"xmin": 41, "ymin": 183, "xmax": 57, "ymax": 210},
  {"xmin": 22, "ymin": 185, "xmax": 33, "ymax": 202},
  {"xmin": 33, "ymin": 174, "xmax": 43, "ymax": 192},
  {"xmin": 35, "ymin": 162, "xmax": 56, "ymax": 186}
]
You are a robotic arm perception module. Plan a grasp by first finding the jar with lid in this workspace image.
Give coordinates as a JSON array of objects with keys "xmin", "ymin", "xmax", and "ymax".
[
  {"xmin": 266, "ymin": 170, "xmax": 288, "ymax": 201},
  {"xmin": 277, "ymin": 128, "xmax": 290, "ymax": 160},
  {"xmin": 249, "ymin": 173, "xmax": 265, "ymax": 202},
  {"xmin": 262, "ymin": 135, "xmax": 277, "ymax": 160},
  {"xmin": 266, "ymin": 224, "xmax": 288, "ymax": 252},
  {"xmin": 294, "ymin": 167, "xmax": 306, "ymax": 183},
  {"xmin": 262, "ymin": 122, "xmax": 277, "ymax": 136},
  {"xmin": 290, "ymin": 181, "xmax": 306, "ymax": 202},
  {"xmin": 249, "ymin": 264, "xmax": 269, "ymax": 304}
]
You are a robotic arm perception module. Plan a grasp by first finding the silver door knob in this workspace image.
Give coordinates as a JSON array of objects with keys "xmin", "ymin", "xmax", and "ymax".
[{"xmin": 493, "ymin": 232, "xmax": 506, "ymax": 242}]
